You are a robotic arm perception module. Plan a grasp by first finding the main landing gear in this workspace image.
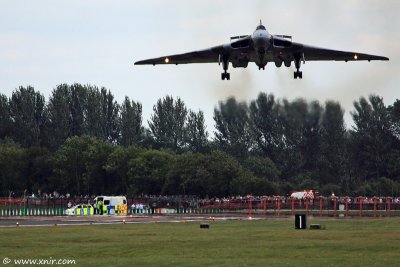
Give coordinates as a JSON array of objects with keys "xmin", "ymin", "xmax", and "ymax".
[
  {"xmin": 221, "ymin": 58, "xmax": 230, "ymax": 80},
  {"xmin": 294, "ymin": 55, "xmax": 303, "ymax": 79}
]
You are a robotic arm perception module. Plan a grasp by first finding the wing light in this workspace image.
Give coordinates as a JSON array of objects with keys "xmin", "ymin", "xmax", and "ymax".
[
  {"xmin": 165, "ymin": 57, "xmax": 170, "ymax": 63},
  {"xmin": 354, "ymin": 54, "xmax": 358, "ymax": 60}
]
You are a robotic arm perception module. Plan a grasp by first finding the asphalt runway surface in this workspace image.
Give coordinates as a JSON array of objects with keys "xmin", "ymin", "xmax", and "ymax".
[
  {"xmin": 0, "ymin": 214, "xmax": 269, "ymax": 227},
  {"xmin": 0, "ymin": 213, "xmax": 384, "ymax": 228}
]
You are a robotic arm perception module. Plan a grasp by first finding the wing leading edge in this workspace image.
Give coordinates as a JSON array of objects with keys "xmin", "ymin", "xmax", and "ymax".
[
  {"xmin": 298, "ymin": 44, "xmax": 389, "ymax": 62},
  {"xmin": 134, "ymin": 45, "xmax": 224, "ymax": 65}
]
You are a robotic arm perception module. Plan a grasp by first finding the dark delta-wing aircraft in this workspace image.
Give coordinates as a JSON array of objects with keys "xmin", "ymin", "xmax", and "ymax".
[{"xmin": 135, "ymin": 21, "xmax": 389, "ymax": 80}]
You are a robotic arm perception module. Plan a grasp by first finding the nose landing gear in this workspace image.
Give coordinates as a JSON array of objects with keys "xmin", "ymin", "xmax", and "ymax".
[
  {"xmin": 294, "ymin": 70, "xmax": 302, "ymax": 79},
  {"xmin": 221, "ymin": 72, "xmax": 230, "ymax": 80}
]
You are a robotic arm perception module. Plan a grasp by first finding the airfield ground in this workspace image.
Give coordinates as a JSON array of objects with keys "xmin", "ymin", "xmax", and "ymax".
[{"xmin": 0, "ymin": 216, "xmax": 399, "ymax": 266}]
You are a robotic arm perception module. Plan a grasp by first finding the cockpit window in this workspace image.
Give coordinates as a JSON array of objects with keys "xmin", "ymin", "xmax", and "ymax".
[{"xmin": 256, "ymin": 25, "xmax": 266, "ymax": 30}]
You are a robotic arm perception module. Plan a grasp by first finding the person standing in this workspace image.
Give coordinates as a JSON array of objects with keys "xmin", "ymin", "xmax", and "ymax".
[{"xmin": 97, "ymin": 199, "xmax": 103, "ymax": 215}]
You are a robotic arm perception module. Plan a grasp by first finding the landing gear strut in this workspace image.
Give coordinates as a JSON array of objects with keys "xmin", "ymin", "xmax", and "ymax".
[
  {"xmin": 294, "ymin": 55, "xmax": 303, "ymax": 79},
  {"xmin": 221, "ymin": 58, "xmax": 230, "ymax": 80}
]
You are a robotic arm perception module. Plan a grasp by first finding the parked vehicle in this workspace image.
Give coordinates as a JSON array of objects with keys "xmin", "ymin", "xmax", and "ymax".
[
  {"xmin": 94, "ymin": 196, "xmax": 127, "ymax": 216},
  {"xmin": 65, "ymin": 204, "xmax": 94, "ymax": 216}
]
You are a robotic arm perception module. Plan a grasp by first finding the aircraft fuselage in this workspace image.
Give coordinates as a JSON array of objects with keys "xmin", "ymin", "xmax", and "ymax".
[{"xmin": 251, "ymin": 26, "xmax": 271, "ymax": 68}]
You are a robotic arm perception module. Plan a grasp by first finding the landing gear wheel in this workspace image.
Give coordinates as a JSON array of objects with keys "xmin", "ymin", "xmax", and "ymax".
[
  {"xmin": 294, "ymin": 71, "xmax": 303, "ymax": 79},
  {"xmin": 221, "ymin": 72, "xmax": 230, "ymax": 80}
]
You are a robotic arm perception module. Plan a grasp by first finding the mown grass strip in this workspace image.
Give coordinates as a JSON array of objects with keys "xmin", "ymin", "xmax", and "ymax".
[{"xmin": 1, "ymin": 218, "xmax": 399, "ymax": 266}]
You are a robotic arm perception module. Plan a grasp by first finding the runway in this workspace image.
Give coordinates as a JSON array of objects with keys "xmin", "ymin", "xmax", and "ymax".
[{"xmin": 0, "ymin": 214, "xmax": 267, "ymax": 227}]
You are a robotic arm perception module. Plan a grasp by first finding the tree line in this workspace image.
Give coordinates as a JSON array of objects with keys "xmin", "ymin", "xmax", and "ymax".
[{"xmin": 1, "ymin": 84, "xmax": 400, "ymax": 197}]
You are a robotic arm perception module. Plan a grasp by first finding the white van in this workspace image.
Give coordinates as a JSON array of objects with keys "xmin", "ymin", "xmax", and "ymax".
[{"xmin": 94, "ymin": 196, "xmax": 127, "ymax": 216}]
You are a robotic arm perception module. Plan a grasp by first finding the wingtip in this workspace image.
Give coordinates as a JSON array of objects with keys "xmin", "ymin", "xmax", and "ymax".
[
  {"xmin": 377, "ymin": 56, "xmax": 389, "ymax": 61},
  {"xmin": 377, "ymin": 55, "xmax": 389, "ymax": 61},
  {"xmin": 369, "ymin": 56, "xmax": 389, "ymax": 61}
]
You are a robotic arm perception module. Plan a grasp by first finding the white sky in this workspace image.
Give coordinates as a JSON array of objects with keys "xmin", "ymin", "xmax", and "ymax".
[{"xmin": 1, "ymin": 0, "xmax": 399, "ymax": 133}]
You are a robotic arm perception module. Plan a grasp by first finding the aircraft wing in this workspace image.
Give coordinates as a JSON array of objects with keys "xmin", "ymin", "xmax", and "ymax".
[
  {"xmin": 297, "ymin": 43, "xmax": 389, "ymax": 61},
  {"xmin": 134, "ymin": 45, "xmax": 224, "ymax": 65}
]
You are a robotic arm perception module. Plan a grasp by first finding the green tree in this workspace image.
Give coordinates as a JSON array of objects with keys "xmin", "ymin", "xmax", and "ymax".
[
  {"xmin": 53, "ymin": 135, "xmax": 104, "ymax": 195},
  {"xmin": 375, "ymin": 176, "xmax": 399, "ymax": 196},
  {"xmin": 230, "ymin": 173, "xmax": 279, "ymax": 196},
  {"xmin": 301, "ymin": 101, "xmax": 323, "ymax": 173},
  {"xmin": 148, "ymin": 96, "xmax": 187, "ymax": 151},
  {"xmin": 166, "ymin": 152, "xmax": 233, "ymax": 196},
  {"xmin": 387, "ymin": 99, "xmax": 400, "ymax": 181},
  {"xmin": 237, "ymin": 155, "xmax": 280, "ymax": 195},
  {"xmin": 9, "ymin": 86, "xmax": 46, "ymax": 147},
  {"xmin": 249, "ymin": 93, "xmax": 281, "ymax": 160},
  {"xmin": 105, "ymin": 145, "xmax": 144, "ymax": 195},
  {"xmin": 22, "ymin": 146, "xmax": 53, "ymax": 193},
  {"xmin": 213, "ymin": 97, "xmax": 252, "ymax": 159},
  {"xmin": 206, "ymin": 151, "xmax": 244, "ymax": 196},
  {"xmin": 242, "ymin": 155, "xmax": 280, "ymax": 183},
  {"xmin": 165, "ymin": 152, "xmax": 208, "ymax": 196},
  {"xmin": 0, "ymin": 94, "xmax": 12, "ymax": 140},
  {"xmin": 0, "ymin": 140, "xmax": 25, "ymax": 194},
  {"xmin": 48, "ymin": 84, "xmax": 119, "ymax": 146},
  {"xmin": 99, "ymin": 87, "xmax": 120, "ymax": 143},
  {"xmin": 46, "ymin": 84, "xmax": 71, "ymax": 150},
  {"xmin": 119, "ymin": 97, "xmax": 143, "ymax": 146},
  {"xmin": 388, "ymin": 99, "xmax": 400, "ymax": 139},
  {"xmin": 69, "ymin": 84, "xmax": 87, "ymax": 137},
  {"xmin": 85, "ymin": 85, "xmax": 103, "ymax": 138},
  {"xmin": 277, "ymin": 98, "xmax": 308, "ymax": 180},
  {"xmin": 185, "ymin": 110, "xmax": 209, "ymax": 153},
  {"xmin": 83, "ymin": 138, "xmax": 114, "ymax": 195},
  {"xmin": 351, "ymin": 95, "xmax": 392, "ymax": 180},
  {"xmin": 167, "ymin": 151, "xmax": 250, "ymax": 197},
  {"xmin": 319, "ymin": 101, "xmax": 349, "ymax": 191},
  {"xmin": 127, "ymin": 149, "xmax": 175, "ymax": 195}
]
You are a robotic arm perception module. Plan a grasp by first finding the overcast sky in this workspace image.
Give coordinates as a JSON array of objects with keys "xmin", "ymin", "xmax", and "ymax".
[{"xmin": 1, "ymin": 0, "xmax": 399, "ymax": 133}]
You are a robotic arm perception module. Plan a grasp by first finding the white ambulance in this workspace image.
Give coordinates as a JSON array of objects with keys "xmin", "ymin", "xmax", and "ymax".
[{"xmin": 94, "ymin": 196, "xmax": 127, "ymax": 216}]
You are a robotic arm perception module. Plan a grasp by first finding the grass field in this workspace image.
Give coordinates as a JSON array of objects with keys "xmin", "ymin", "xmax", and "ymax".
[{"xmin": 1, "ymin": 218, "xmax": 400, "ymax": 266}]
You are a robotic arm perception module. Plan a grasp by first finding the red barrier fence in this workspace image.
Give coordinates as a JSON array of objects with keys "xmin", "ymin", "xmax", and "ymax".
[
  {"xmin": 199, "ymin": 196, "xmax": 400, "ymax": 217},
  {"xmin": 0, "ymin": 198, "xmax": 26, "ymax": 204}
]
